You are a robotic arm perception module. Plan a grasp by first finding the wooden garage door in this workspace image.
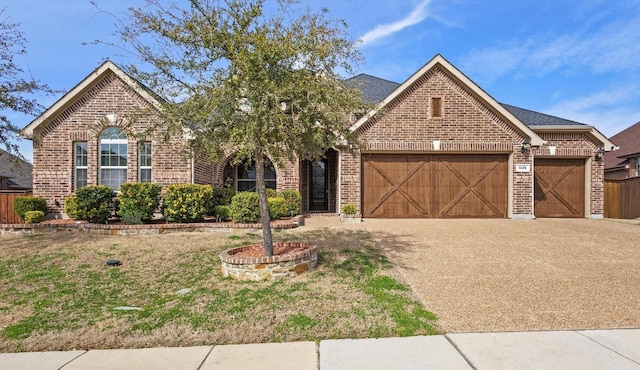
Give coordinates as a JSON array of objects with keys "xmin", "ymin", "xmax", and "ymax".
[
  {"xmin": 362, "ymin": 154, "xmax": 508, "ymax": 218},
  {"xmin": 534, "ymin": 158, "xmax": 585, "ymax": 218}
]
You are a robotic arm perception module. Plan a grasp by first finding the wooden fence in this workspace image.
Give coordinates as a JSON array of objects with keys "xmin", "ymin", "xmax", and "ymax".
[
  {"xmin": 0, "ymin": 191, "xmax": 31, "ymax": 224},
  {"xmin": 604, "ymin": 177, "xmax": 640, "ymax": 219}
]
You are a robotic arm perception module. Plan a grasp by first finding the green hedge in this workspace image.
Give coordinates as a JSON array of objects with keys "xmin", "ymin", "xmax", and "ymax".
[
  {"xmin": 64, "ymin": 196, "xmax": 78, "ymax": 219},
  {"xmin": 75, "ymin": 185, "xmax": 117, "ymax": 224},
  {"xmin": 214, "ymin": 205, "xmax": 231, "ymax": 221},
  {"xmin": 13, "ymin": 196, "xmax": 48, "ymax": 220},
  {"xmin": 279, "ymin": 190, "xmax": 301, "ymax": 216},
  {"xmin": 24, "ymin": 211, "xmax": 45, "ymax": 224},
  {"xmin": 162, "ymin": 184, "xmax": 212, "ymax": 222},
  {"xmin": 212, "ymin": 187, "xmax": 236, "ymax": 207},
  {"xmin": 268, "ymin": 197, "xmax": 288, "ymax": 220},
  {"xmin": 118, "ymin": 182, "xmax": 162, "ymax": 224},
  {"xmin": 229, "ymin": 192, "xmax": 260, "ymax": 223}
]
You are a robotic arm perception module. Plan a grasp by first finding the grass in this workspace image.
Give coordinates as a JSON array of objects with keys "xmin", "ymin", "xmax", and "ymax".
[{"xmin": 0, "ymin": 226, "xmax": 438, "ymax": 352}]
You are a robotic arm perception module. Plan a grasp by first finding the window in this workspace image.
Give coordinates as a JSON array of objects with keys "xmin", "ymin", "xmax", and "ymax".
[
  {"xmin": 636, "ymin": 157, "xmax": 640, "ymax": 176},
  {"xmin": 74, "ymin": 142, "xmax": 88, "ymax": 190},
  {"xmin": 431, "ymin": 97, "xmax": 442, "ymax": 118},
  {"xmin": 139, "ymin": 142, "xmax": 152, "ymax": 182},
  {"xmin": 236, "ymin": 159, "xmax": 276, "ymax": 192},
  {"xmin": 100, "ymin": 127, "xmax": 127, "ymax": 191}
]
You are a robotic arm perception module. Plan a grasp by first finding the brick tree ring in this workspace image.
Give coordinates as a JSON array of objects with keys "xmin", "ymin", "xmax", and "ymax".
[{"xmin": 219, "ymin": 242, "xmax": 318, "ymax": 281}]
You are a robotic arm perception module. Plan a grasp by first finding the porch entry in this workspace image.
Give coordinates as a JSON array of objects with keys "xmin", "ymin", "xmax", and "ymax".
[{"xmin": 302, "ymin": 149, "xmax": 338, "ymax": 213}]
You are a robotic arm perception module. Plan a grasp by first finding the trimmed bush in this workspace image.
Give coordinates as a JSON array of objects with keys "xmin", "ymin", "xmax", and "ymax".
[
  {"xmin": 214, "ymin": 205, "xmax": 231, "ymax": 221},
  {"xmin": 279, "ymin": 190, "xmax": 301, "ymax": 216},
  {"xmin": 229, "ymin": 192, "xmax": 260, "ymax": 223},
  {"xmin": 118, "ymin": 182, "xmax": 162, "ymax": 224},
  {"xmin": 64, "ymin": 196, "xmax": 78, "ymax": 219},
  {"xmin": 24, "ymin": 211, "xmax": 45, "ymax": 224},
  {"xmin": 75, "ymin": 185, "xmax": 117, "ymax": 224},
  {"xmin": 212, "ymin": 187, "xmax": 236, "ymax": 207},
  {"xmin": 268, "ymin": 197, "xmax": 288, "ymax": 220},
  {"xmin": 341, "ymin": 203, "xmax": 357, "ymax": 215},
  {"xmin": 13, "ymin": 196, "xmax": 48, "ymax": 220},
  {"xmin": 266, "ymin": 188, "xmax": 278, "ymax": 198},
  {"xmin": 162, "ymin": 184, "xmax": 212, "ymax": 223}
]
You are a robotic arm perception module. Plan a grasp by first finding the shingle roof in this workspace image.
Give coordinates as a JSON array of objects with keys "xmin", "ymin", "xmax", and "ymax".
[
  {"xmin": 501, "ymin": 104, "xmax": 587, "ymax": 127},
  {"xmin": 0, "ymin": 150, "xmax": 32, "ymax": 190},
  {"xmin": 344, "ymin": 74, "xmax": 400, "ymax": 104},
  {"xmin": 344, "ymin": 74, "xmax": 590, "ymax": 129},
  {"xmin": 604, "ymin": 120, "xmax": 640, "ymax": 170}
]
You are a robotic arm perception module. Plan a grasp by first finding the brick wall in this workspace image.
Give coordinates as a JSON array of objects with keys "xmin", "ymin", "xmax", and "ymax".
[
  {"xmin": 32, "ymin": 71, "xmax": 193, "ymax": 216},
  {"xmin": 345, "ymin": 66, "xmax": 532, "ymax": 217}
]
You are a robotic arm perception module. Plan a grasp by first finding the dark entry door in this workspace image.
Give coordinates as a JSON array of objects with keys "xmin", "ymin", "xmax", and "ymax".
[{"xmin": 309, "ymin": 159, "xmax": 328, "ymax": 211}]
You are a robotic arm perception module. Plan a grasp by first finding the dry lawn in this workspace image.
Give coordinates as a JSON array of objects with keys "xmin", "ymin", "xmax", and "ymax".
[{"xmin": 0, "ymin": 225, "xmax": 436, "ymax": 352}]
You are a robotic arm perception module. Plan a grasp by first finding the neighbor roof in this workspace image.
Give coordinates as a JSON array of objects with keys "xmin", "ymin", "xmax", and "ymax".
[
  {"xmin": 0, "ymin": 150, "xmax": 32, "ymax": 190},
  {"xmin": 604, "ymin": 120, "xmax": 640, "ymax": 170}
]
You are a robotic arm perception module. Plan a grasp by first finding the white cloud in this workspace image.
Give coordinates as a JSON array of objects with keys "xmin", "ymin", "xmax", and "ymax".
[
  {"xmin": 460, "ymin": 8, "xmax": 640, "ymax": 82},
  {"xmin": 360, "ymin": 0, "xmax": 433, "ymax": 46},
  {"xmin": 546, "ymin": 84, "xmax": 640, "ymax": 136}
]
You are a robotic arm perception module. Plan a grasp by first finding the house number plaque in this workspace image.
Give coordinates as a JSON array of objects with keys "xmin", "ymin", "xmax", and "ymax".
[{"xmin": 515, "ymin": 164, "xmax": 531, "ymax": 172}]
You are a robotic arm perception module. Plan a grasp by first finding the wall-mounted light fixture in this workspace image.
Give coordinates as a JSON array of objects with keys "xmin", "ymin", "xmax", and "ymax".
[
  {"xmin": 520, "ymin": 138, "xmax": 531, "ymax": 154},
  {"xmin": 594, "ymin": 148, "xmax": 605, "ymax": 162},
  {"xmin": 348, "ymin": 139, "xmax": 355, "ymax": 153}
]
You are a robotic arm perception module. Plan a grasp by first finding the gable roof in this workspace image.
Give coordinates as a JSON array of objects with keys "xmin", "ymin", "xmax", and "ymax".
[
  {"xmin": 349, "ymin": 54, "xmax": 546, "ymax": 146},
  {"xmin": 0, "ymin": 150, "xmax": 32, "ymax": 190},
  {"xmin": 344, "ymin": 74, "xmax": 400, "ymax": 104},
  {"xmin": 20, "ymin": 60, "xmax": 164, "ymax": 140},
  {"xmin": 604, "ymin": 120, "xmax": 640, "ymax": 170},
  {"xmin": 502, "ymin": 104, "xmax": 616, "ymax": 151}
]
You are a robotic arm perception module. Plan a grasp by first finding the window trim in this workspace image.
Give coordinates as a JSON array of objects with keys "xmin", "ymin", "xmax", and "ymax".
[
  {"xmin": 138, "ymin": 141, "xmax": 152, "ymax": 182},
  {"xmin": 99, "ymin": 127, "xmax": 128, "ymax": 191},
  {"xmin": 73, "ymin": 142, "xmax": 88, "ymax": 190}
]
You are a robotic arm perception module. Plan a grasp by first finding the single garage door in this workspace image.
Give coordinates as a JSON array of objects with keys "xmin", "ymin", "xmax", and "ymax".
[
  {"xmin": 362, "ymin": 154, "xmax": 508, "ymax": 218},
  {"xmin": 534, "ymin": 158, "xmax": 585, "ymax": 217}
]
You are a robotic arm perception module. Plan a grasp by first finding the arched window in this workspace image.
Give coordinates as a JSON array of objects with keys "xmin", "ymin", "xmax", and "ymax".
[{"xmin": 100, "ymin": 127, "xmax": 128, "ymax": 191}]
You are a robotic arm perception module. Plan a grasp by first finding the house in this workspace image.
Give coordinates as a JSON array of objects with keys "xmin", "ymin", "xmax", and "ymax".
[
  {"xmin": 604, "ymin": 121, "xmax": 640, "ymax": 180},
  {"xmin": 0, "ymin": 149, "xmax": 32, "ymax": 191},
  {"xmin": 21, "ymin": 55, "xmax": 616, "ymax": 219}
]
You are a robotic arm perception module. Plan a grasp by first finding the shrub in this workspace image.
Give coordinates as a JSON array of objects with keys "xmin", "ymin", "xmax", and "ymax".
[
  {"xmin": 13, "ymin": 196, "xmax": 48, "ymax": 220},
  {"xmin": 266, "ymin": 188, "xmax": 278, "ymax": 198},
  {"xmin": 162, "ymin": 184, "xmax": 212, "ymax": 223},
  {"xmin": 341, "ymin": 203, "xmax": 357, "ymax": 215},
  {"xmin": 24, "ymin": 211, "xmax": 45, "ymax": 224},
  {"xmin": 64, "ymin": 196, "xmax": 78, "ymax": 219},
  {"xmin": 75, "ymin": 185, "xmax": 117, "ymax": 224},
  {"xmin": 229, "ymin": 192, "xmax": 260, "ymax": 223},
  {"xmin": 214, "ymin": 205, "xmax": 231, "ymax": 221},
  {"xmin": 118, "ymin": 182, "xmax": 162, "ymax": 224},
  {"xmin": 268, "ymin": 197, "xmax": 288, "ymax": 220},
  {"xmin": 279, "ymin": 190, "xmax": 301, "ymax": 216},
  {"xmin": 212, "ymin": 187, "xmax": 236, "ymax": 207}
]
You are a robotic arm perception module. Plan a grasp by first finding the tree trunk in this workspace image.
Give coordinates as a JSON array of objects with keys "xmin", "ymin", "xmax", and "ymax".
[{"xmin": 255, "ymin": 154, "xmax": 274, "ymax": 256}]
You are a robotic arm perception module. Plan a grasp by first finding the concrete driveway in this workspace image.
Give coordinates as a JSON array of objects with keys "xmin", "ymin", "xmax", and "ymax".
[{"xmin": 361, "ymin": 218, "xmax": 640, "ymax": 333}]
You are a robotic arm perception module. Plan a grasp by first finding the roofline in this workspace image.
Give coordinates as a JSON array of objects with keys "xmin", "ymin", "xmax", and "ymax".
[
  {"xmin": 20, "ymin": 60, "xmax": 163, "ymax": 139},
  {"xmin": 530, "ymin": 125, "xmax": 618, "ymax": 151},
  {"xmin": 349, "ymin": 54, "xmax": 545, "ymax": 146}
]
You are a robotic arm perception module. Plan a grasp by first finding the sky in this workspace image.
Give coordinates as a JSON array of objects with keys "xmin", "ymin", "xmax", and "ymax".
[{"xmin": 3, "ymin": 0, "xmax": 640, "ymax": 162}]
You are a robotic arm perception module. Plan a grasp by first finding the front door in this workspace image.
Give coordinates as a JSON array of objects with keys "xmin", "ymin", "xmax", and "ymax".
[{"xmin": 309, "ymin": 159, "xmax": 328, "ymax": 211}]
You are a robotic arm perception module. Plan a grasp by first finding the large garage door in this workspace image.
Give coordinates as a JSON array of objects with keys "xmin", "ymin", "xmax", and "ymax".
[
  {"xmin": 534, "ymin": 158, "xmax": 585, "ymax": 218},
  {"xmin": 362, "ymin": 154, "xmax": 508, "ymax": 218}
]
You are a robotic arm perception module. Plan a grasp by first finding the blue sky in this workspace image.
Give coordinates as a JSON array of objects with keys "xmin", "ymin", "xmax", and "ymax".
[{"xmin": 4, "ymin": 0, "xmax": 640, "ymax": 161}]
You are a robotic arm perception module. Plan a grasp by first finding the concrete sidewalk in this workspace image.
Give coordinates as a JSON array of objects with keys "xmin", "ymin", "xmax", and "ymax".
[{"xmin": 1, "ymin": 329, "xmax": 639, "ymax": 370}]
